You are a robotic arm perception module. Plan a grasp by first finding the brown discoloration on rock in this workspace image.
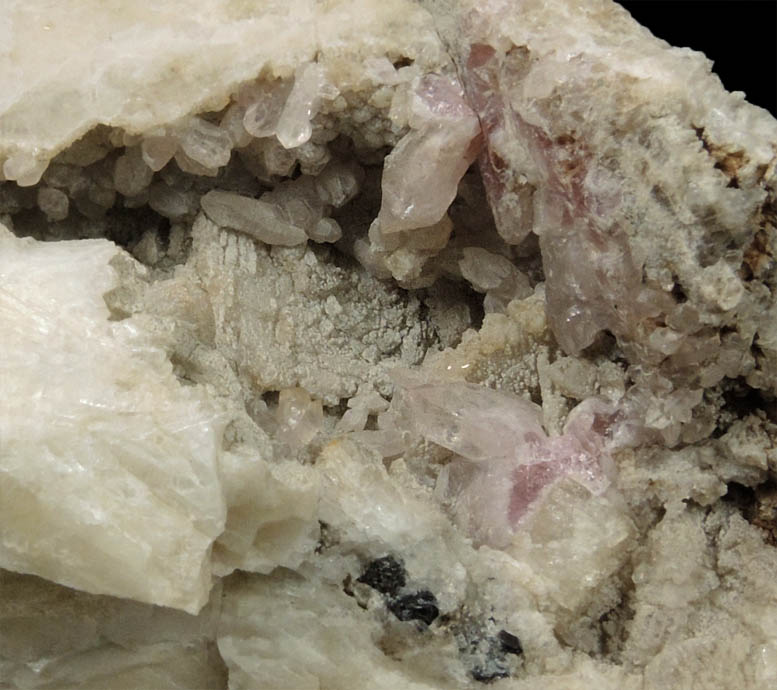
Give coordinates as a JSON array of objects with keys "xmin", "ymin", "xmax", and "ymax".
[{"xmin": 741, "ymin": 229, "xmax": 773, "ymax": 280}]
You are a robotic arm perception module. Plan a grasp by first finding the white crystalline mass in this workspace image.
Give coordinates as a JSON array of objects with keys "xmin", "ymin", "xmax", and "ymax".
[
  {"xmin": 0, "ymin": 0, "xmax": 448, "ymax": 176},
  {"xmin": 0, "ymin": 227, "xmax": 225, "ymax": 613}
]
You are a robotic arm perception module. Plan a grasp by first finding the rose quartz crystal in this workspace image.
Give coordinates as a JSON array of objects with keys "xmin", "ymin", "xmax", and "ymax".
[
  {"xmin": 396, "ymin": 381, "xmax": 613, "ymax": 547},
  {"xmin": 376, "ymin": 74, "xmax": 481, "ymax": 235}
]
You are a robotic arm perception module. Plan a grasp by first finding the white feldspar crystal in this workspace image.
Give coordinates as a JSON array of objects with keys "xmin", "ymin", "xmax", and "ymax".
[
  {"xmin": 140, "ymin": 134, "xmax": 178, "ymax": 172},
  {"xmin": 113, "ymin": 145, "xmax": 153, "ymax": 197},
  {"xmin": 218, "ymin": 571, "xmax": 440, "ymax": 690},
  {"xmin": 309, "ymin": 216, "xmax": 343, "ymax": 243},
  {"xmin": 0, "ymin": 570, "xmax": 227, "ymax": 689},
  {"xmin": 0, "ymin": 227, "xmax": 225, "ymax": 613},
  {"xmin": 200, "ymin": 190, "xmax": 308, "ymax": 246},
  {"xmin": 213, "ymin": 448, "xmax": 320, "ymax": 576}
]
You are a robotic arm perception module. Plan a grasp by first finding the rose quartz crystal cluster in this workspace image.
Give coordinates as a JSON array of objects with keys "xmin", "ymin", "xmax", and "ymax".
[{"xmin": 394, "ymin": 381, "xmax": 613, "ymax": 546}]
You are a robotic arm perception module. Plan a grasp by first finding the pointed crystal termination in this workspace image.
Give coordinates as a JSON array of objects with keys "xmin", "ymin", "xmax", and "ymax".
[
  {"xmin": 376, "ymin": 74, "xmax": 482, "ymax": 235},
  {"xmin": 450, "ymin": 1, "xmax": 777, "ymax": 371},
  {"xmin": 393, "ymin": 379, "xmax": 612, "ymax": 547},
  {"xmin": 241, "ymin": 79, "xmax": 292, "ymax": 139},
  {"xmin": 394, "ymin": 381, "xmax": 545, "ymax": 462},
  {"xmin": 275, "ymin": 63, "xmax": 338, "ymax": 150}
]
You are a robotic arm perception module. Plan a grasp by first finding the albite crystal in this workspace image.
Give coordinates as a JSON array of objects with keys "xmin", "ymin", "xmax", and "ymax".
[{"xmin": 0, "ymin": 228, "xmax": 225, "ymax": 613}]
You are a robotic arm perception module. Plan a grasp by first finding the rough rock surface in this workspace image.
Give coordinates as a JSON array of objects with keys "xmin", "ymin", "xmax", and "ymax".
[{"xmin": 1, "ymin": 1, "xmax": 777, "ymax": 689}]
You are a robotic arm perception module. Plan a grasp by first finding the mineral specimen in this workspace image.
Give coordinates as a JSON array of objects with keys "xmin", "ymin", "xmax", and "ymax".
[{"xmin": 1, "ymin": 0, "xmax": 776, "ymax": 689}]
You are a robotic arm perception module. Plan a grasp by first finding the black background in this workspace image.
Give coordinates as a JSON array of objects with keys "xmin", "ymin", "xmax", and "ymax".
[{"xmin": 619, "ymin": 0, "xmax": 776, "ymax": 116}]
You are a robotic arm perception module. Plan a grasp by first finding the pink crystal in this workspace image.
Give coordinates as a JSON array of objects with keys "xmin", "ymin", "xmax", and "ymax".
[
  {"xmin": 394, "ymin": 380, "xmax": 613, "ymax": 547},
  {"xmin": 376, "ymin": 75, "xmax": 481, "ymax": 235}
]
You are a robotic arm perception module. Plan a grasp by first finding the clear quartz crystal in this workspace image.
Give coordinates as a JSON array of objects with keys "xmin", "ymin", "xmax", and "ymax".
[
  {"xmin": 377, "ymin": 74, "xmax": 481, "ymax": 235},
  {"xmin": 140, "ymin": 134, "xmax": 178, "ymax": 171},
  {"xmin": 395, "ymin": 381, "xmax": 545, "ymax": 462},
  {"xmin": 178, "ymin": 116, "xmax": 233, "ymax": 169},
  {"xmin": 220, "ymin": 103, "xmax": 252, "ymax": 147},
  {"xmin": 241, "ymin": 80, "xmax": 290, "ymax": 139},
  {"xmin": 275, "ymin": 63, "xmax": 338, "ymax": 149},
  {"xmin": 393, "ymin": 379, "xmax": 612, "ymax": 546}
]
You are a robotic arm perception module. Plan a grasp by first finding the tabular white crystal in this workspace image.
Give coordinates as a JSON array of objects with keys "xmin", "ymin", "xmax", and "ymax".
[
  {"xmin": 314, "ymin": 159, "xmax": 364, "ymax": 207},
  {"xmin": 36, "ymin": 186, "xmax": 69, "ymax": 221},
  {"xmin": 275, "ymin": 63, "xmax": 338, "ymax": 149},
  {"xmin": 148, "ymin": 181, "xmax": 199, "ymax": 220},
  {"xmin": 178, "ymin": 116, "xmax": 233, "ymax": 169},
  {"xmin": 0, "ymin": 228, "xmax": 225, "ymax": 613},
  {"xmin": 309, "ymin": 217, "xmax": 343, "ymax": 243},
  {"xmin": 200, "ymin": 189, "xmax": 308, "ymax": 246},
  {"xmin": 276, "ymin": 387, "xmax": 324, "ymax": 449},
  {"xmin": 459, "ymin": 247, "xmax": 517, "ymax": 292},
  {"xmin": 113, "ymin": 145, "xmax": 154, "ymax": 197},
  {"xmin": 141, "ymin": 134, "xmax": 178, "ymax": 171}
]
